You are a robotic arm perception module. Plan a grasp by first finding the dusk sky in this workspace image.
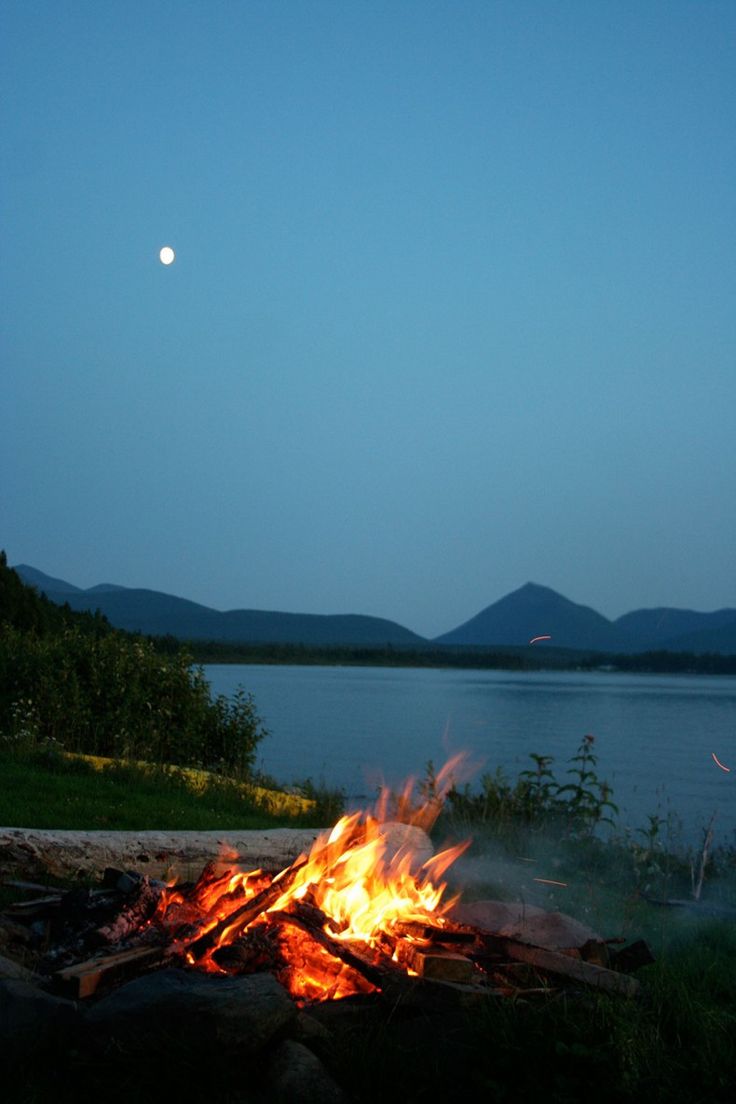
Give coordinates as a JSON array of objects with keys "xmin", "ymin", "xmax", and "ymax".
[{"xmin": 2, "ymin": 1, "xmax": 734, "ymax": 639}]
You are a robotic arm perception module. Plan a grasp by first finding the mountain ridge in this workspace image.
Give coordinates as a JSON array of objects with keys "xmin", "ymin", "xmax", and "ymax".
[{"xmin": 12, "ymin": 564, "xmax": 736, "ymax": 655}]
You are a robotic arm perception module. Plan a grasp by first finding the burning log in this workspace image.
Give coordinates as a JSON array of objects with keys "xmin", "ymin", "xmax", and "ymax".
[{"xmin": 393, "ymin": 941, "xmax": 475, "ymax": 984}]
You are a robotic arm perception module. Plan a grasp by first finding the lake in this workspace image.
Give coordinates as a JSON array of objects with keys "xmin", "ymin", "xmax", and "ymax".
[{"xmin": 204, "ymin": 664, "xmax": 736, "ymax": 848}]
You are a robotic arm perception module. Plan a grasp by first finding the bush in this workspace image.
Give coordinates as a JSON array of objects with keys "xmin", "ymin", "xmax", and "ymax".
[{"xmin": 0, "ymin": 623, "xmax": 266, "ymax": 777}]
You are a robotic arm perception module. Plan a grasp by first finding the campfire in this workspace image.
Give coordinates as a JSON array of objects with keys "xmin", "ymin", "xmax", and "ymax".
[{"xmin": 1, "ymin": 758, "xmax": 651, "ymax": 1008}]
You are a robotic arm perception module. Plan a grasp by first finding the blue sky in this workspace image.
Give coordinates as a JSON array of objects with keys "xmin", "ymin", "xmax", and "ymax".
[{"xmin": 2, "ymin": 1, "xmax": 734, "ymax": 638}]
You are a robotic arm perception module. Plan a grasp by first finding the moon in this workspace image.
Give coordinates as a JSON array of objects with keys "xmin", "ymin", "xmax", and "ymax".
[{"xmin": 159, "ymin": 245, "xmax": 176, "ymax": 266}]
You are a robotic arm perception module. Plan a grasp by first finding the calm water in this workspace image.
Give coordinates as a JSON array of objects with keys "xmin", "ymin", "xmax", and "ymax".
[{"xmin": 204, "ymin": 665, "xmax": 736, "ymax": 846}]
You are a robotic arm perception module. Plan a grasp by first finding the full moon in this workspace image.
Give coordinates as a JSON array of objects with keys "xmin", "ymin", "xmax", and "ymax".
[{"xmin": 159, "ymin": 246, "xmax": 176, "ymax": 265}]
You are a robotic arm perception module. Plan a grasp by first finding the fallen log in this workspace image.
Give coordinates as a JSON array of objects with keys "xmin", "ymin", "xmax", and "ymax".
[{"xmin": 0, "ymin": 828, "xmax": 322, "ymax": 881}]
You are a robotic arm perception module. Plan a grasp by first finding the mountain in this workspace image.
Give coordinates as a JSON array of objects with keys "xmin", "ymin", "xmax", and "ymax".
[
  {"xmin": 13, "ymin": 564, "xmax": 82, "ymax": 594},
  {"xmin": 613, "ymin": 607, "xmax": 736, "ymax": 649},
  {"xmin": 434, "ymin": 582, "xmax": 630, "ymax": 652},
  {"xmin": 13, "ymin": 564, "xmax": 735, "ymax": 654},
  {"xmin": 13, "ymin": 566, "xmax": 427, "ymax": 647}
]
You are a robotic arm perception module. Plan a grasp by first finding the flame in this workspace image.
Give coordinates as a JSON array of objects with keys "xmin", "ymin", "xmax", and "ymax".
[{"xmin": 151, "ymin": 758, "xmax": 473, "ymax": 1001}]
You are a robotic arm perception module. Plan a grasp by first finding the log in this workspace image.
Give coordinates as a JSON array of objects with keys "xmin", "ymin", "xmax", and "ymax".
[
  {"xmin": 393, "ymin": 942, "xmax": 475, "ymax": 983},
  {"xmin": 494, "ymin": 939, "xmax": 641, "ymax": 997},
  {"xmin": 268, "ymin": 906, "xmax": 412, "ymax": 996},
  {"xmin": 0, "ymin": 828, "xmax": 323, "ymax": 881},
  {"xmin": 55, "ymin": 945, "xmax": 164, "ymax": 999},
  {"xmin": 186, "ymin": 858, "xmax": 310, "ymax": 961}
]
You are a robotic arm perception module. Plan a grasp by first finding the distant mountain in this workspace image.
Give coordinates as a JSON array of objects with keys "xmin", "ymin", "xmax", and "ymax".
[
  {"xmin": 13, "ymin": 564, "xmax": 82, "ymax": 594},
  {"xmin": 13, "ymin": 566, "xmax": 427, "ymax": 647},
  {"xmin": 613, "ymin": 607, "xmax": 736, "ymax": 649},
  {"xmin": 13, "ymin": 565, "xmax": 735, "ymax": 655},
  {"xmin": 434, "ymin": 582, "xmax": 630, "ymax": 652}
]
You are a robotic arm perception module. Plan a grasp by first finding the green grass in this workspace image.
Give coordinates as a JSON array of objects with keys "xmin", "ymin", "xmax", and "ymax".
[{"xmin": 0, "ymin": 746, "xmax": 327, "ymax": 830}]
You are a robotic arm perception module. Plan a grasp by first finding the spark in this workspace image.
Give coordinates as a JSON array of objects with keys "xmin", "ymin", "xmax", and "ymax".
[
  {"xmin": 533, "ymin": 877, "xmax": 568, "ymax": 888},
  {"xmin": 711, "ymin": 753, "xmax": 731, "ymax": 773},
  {"xmin": 529, "ymin": 634, "xmax": 552, "ymax": 645}
]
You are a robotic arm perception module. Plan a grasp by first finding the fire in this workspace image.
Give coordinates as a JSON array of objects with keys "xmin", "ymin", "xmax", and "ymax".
[{"xmin": 150, "ymin": 757, "xmax": 472, "ymax": 1001}]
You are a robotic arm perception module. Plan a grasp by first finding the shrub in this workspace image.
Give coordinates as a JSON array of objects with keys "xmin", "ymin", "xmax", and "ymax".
[{"xmin": 0, "ymin": 623, "xmax": 266, "ymax": 777}]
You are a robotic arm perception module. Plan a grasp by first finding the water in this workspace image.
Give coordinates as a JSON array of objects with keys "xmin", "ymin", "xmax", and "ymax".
[{"xmin": 204, "ymin": 664, "xmax": 736, "ymax": 847}]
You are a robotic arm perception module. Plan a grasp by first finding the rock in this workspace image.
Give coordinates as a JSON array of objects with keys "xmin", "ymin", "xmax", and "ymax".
[
  {"xmin": 451, "ymin": 899, "xmax": 602, "ymax": 950},
  {"xmin": 0, "ymin": 978, "xmax": 79, "ymax": 1064},
  {"xmin": 378, "ymin": 822, "xmax": 433, "ymax": 868},
  {"xmin": 264, "ymin": 1039, "xmax": 347, "ymax": 1104},
  {"xmin": 84, "ymin": 968, "xmax": 296, "ymax": 1057}
]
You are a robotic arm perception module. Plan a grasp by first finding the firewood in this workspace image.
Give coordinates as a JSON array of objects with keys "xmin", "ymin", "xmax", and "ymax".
[
  {"xmin": 95, "ymin": 878, "xmax": 161, "ymax": 944},
  {"xmin": 186, "ymin": 857, "xmax": 309, "ymax": 961},
  {"xmin": 492, "ymin": 938, "xmax": 641, "ymax": 997},
  {"xmin": 7, "ymin": 894, "xmax": 62, "ymax": 916},
  {"xmin": 3, "ymin": 879, "xmax": 55, "ymax": 893},
  {"xmin": 55, "ymin": 945, "xmax": 164, "ymax": 999},
  {"xmin": 389, "ymin": 919, "xmax": 476, "ymax": 945},
  {"xmin": 393, "ymin": 941, "xmax": 475, "ymax": 983},
  {"xmin": 268, "ymin": 907, "xmax": 413, "ymax": 996}
]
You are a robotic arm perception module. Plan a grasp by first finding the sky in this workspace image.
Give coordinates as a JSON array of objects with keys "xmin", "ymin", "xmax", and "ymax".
[{"xmin": 2, "ymin": 1, "xmax": 734, "ymax": 639}]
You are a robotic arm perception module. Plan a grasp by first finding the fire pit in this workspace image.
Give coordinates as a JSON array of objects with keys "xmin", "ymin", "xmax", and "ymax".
[{"xmin": 0, "ymin": 763, "xmax": 651, "ymax": 1101}]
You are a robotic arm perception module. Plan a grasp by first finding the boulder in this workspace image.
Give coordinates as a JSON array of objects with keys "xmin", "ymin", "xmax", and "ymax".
[
  {"xmin": 263, "ymin": 1039, "xmax": 347, "ymax": 1104},
  {"xmin": 84, "ymin": 968, "xmax": 296, "ymax": 1057},
  {"xmin": 451, "ymin": 899, "xmax": 602, "ymax": 950}
]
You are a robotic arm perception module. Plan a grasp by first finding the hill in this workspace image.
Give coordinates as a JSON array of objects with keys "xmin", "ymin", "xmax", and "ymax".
[
  {"xmin": 13, "ymin": 566, "xmax": 427, "ymax": 647},
  {"xmin": 613, "ymin": 606, "xmax": 736, "ymax": 654}
]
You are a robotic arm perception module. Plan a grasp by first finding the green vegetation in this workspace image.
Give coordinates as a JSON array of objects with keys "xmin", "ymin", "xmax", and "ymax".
[{"xmin": 0, "ymin": 552, "xmax": 267, "ymax": 778}]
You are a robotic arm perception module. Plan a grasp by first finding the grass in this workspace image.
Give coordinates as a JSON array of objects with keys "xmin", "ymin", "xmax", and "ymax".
[{"xmin": 0, "ymin": 745, "xmax": 337, "ymax": 830}]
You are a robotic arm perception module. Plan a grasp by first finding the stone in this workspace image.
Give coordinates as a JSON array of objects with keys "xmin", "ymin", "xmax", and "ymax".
[
  {"xmin": 451, "ymin": 899, "xmax": 602, "ymax": 950},
  {"xmin": 84, "ymin": 968, "xmax": 296, "ymax": 1057},
  {"xmin": 263, "ymin": 1038, "xmax": 347, "ymax": 1104},
  {"xmin": 378, "ymin": 822, "xmax": 433, "ymax": 868},
  {"xmin": 0, "ymin": 978, "xmax": 79, "ymax": 1065}
]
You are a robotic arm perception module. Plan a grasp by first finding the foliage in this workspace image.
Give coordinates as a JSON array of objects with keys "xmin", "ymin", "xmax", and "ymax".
[
  {"xmin": 443, "ymin": 734, "xmax": 618, "ymax": 840},
  {"xmin": 0, "ymin": 555, "xmax": 267, "ymax": 777}
]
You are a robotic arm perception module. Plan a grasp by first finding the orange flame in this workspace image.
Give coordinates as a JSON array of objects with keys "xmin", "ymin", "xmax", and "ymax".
[{"xmin": 151, "ymin": 757, "xmax": 473, "ymax": 1000}]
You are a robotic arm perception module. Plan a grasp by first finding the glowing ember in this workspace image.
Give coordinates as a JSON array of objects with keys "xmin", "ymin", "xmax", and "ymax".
[{"xmin": 148, "ymin": 756, "xmax": 472, "ymax": 1001}]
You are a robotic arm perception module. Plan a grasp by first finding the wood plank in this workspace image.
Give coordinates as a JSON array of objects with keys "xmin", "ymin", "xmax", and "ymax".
[
  {"xmin": 55, "ymin": 945, "xmax": 164, "ymax": 999},
  {"xmin": 394, "ymin": 942, "xmax": 475, "ymax": 983},
  {"xmin": 497, "ymin": 939, "xmax": 640, "ymax": 997}
]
